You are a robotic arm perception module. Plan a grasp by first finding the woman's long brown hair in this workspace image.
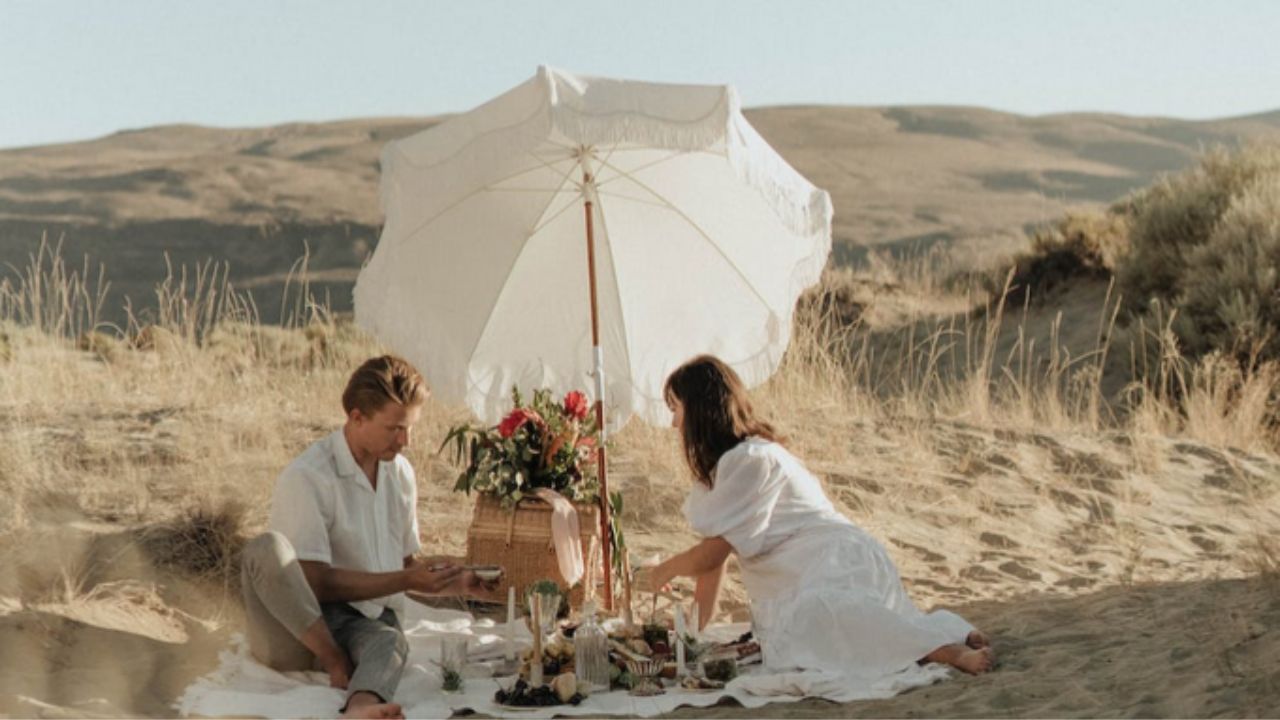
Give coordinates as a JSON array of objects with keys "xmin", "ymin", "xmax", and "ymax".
[{"xmin": 664, "ymin": 355, "xmax": 783, "ymax": 488}]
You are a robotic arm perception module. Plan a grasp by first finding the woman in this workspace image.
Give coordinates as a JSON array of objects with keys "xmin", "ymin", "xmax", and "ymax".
[{"xmin": 641, "ymin": 355, "xmax": 993, "ymax": 677}]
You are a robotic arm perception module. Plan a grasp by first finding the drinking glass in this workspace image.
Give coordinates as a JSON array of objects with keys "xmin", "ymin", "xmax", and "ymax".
[{"xmin": 439, "ymin": 636, "xmax": 468, "ymax": 692}]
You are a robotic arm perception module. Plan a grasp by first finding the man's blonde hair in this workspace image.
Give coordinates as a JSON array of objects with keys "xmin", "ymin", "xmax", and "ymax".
[{"xmin": 342, "ymin": 355, "xmax": 428, "ymax": 416}]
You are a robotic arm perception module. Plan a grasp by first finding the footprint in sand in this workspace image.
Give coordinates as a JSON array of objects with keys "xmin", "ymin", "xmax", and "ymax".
[
  {"xmin": 1188, "ymin": 535, "xmax": 1222, "ymax": 553},
  {"xmin": 979, "ymin": 532, "xmax": 1020, "ymax": 549},
  {"xmin": 998, "ymin": 560, "xmax": 1043, "ymax": 582},
  {"xmin": 1054, "ymin": 576, "xmax": 1096, "ymax": 589},
  {"xmin": 959, "ymin": 565, "xmax": 1003, "ymax": 583},
  {"xmin": 890, "ymin": 539, "xmax": 946, "ymax": 563}
]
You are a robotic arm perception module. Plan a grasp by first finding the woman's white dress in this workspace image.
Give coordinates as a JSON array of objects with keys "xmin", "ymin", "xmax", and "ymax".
[{"xmin": 684, "ymin": 438, "xmax": 973, "ymax": 681}]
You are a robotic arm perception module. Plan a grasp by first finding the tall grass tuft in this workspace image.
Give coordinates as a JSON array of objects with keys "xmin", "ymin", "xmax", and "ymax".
[
  {"xmin": 139, "ymin": 498, "xmax": 249, "ymax": 591},
  {"xmin": 0, "ymin": 234, "xmax": 110, "ymax": 339}
]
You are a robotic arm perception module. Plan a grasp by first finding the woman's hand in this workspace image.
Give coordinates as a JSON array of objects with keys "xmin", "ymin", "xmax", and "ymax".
[{"xmin": 635, "ymin": 563, "xmax": 673, "ymax": 595}]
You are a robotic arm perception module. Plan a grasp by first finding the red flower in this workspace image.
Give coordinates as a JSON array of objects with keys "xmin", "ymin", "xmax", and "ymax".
[
  {"xmin": 498, "ymin": 408, "xmax": 538, "ymax": 438},
  {"xmin": 563, "ymin": 391, "xmax": 590, "ymax": 421}
]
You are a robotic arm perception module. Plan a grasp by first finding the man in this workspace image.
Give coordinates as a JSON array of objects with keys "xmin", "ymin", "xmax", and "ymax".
[{"xmin": 241, "ymin": 355, "xmax": 491, "ymax": 719}]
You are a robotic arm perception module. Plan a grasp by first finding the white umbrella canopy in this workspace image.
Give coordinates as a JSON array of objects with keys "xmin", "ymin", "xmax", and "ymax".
[{"xmin": 355, "ymin": 65, "xmax": 832, "ymax": 428}]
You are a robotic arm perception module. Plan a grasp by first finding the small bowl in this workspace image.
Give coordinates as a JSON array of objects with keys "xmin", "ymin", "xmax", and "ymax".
[
  {"xmin": 625, "ymin": 657, "xmax": 664, "ymax": 678},
  {"xmin": 625, "ymin": 658, "xmax": 666, "ymax": 696},
  {"xmin": 470, "ymin": 565, "xmax": 504, "ymax": 582}
]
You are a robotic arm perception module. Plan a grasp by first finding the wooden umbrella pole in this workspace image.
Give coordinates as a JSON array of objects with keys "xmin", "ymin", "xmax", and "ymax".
[{"xmin": 582, "ymin": 169, "xmax": 614, "ymax": 612}]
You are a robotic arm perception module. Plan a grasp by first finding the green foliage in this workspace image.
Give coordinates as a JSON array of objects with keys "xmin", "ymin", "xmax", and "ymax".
[
  {"xmin": 525, "ymin": 579, "xmax": 570, "ymax": 619},
  {"xmin": 608, "ymin": 490, "xmax": 627, "ymax": 576},
  {"xmin": 441, "ymin": 387, "xmax": 601, "ymax": 507},
  {"xmin": 1116, "ymin": 144, "xmax": 1280, "ymax": 365}
]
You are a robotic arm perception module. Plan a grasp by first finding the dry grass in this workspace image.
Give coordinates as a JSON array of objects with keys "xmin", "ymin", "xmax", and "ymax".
[
  {"xmin": 0, "ymin": 223, "xmax": 1277, "ymax": 718},
  {"xmin": 0, "ymin": 237, "xmax": 1276, "ymax": 607}
]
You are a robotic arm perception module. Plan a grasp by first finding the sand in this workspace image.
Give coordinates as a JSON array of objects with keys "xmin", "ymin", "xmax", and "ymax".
[{"xmin": 2, "ymin": 415, "xmax": 1276, "ymax": 718}]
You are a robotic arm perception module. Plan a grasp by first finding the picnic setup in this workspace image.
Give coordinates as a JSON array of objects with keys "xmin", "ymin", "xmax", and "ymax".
[{"xmin": 176, "ymin": 66, "xmax": 966, "ymax": 718}]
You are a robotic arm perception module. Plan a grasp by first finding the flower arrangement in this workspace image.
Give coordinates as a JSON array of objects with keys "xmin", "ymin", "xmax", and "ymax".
[{"xmin": 442, "ymin": 387, "xmax": 602, "ymax": 506}]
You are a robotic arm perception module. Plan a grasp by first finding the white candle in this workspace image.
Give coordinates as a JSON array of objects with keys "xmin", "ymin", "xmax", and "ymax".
[
  {"xmin": 530, "ymin": 600, "xmax": 544, "ymax": 687},
  {"xmin": 505, "ymin": 586, "xmax": 516, "ymax": 661},
  {"xmin": 690, "ymin": 601, "xmax": 700, "ymax": 639},
  {"xmin": 674, "ymin": 607, "xmax": 686, "ymax": 677}
]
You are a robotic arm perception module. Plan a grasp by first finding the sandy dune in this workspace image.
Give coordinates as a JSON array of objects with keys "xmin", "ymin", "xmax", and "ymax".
[{"xmin": 2, "ymin": 398, "xmax": 1276, "ymax": 717}]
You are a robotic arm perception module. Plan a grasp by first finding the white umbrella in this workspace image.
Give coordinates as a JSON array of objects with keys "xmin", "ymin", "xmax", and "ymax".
[{"xmin": 355, "ymin": 66, "xmax": 832, "ymax": 607}]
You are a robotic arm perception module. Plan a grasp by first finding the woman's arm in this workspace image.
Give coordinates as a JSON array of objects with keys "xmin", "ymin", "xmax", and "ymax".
[
  {"xmin": 643, "ymin": 536, "xmax": 732, "ymax": 593},
  {"xmin": 692, "ymin": 559, "xmax": 727, "ymax": 632}
]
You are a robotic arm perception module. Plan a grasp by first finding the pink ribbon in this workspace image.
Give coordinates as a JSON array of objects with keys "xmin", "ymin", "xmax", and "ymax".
[{"xmin": 529, "ymin": 488, "xmax": 584, "ymax": 586}]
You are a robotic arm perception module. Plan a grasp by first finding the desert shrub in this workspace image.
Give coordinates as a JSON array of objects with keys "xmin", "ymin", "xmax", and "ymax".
[
  {"xmin": 205, "ymin": 321, "xmax": 313, "ymax": 369},
  {"xmin": 204, "ymin": 316, "xmax": 373, "ymax": 370},
  {"xmin": 988, "ymin": 210, "xmax": 1129, "ymax": 305},
  {"xmin": 131, "ymin": 323, "xmax": 190, "ymax": 355},
  {"xmin": 140, "ymin": 498, "xmax": 247, "ymax": 589},
  {"xmin": 77, "ymin": 329, "xmax": 123, "ymax": 363},
  {"xmin": 1173, "ymin": 176, "xmax": 1280, "ymax": 362},
  {"xmin": 1117, "ymin": 144, "xmax": 1280, "ymax": 365},
  {"xmin": 795, "ymin": 269, "xmax": 866, "ymax": 341}
]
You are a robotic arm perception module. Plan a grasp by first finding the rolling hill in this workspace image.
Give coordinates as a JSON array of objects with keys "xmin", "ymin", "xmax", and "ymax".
[{"xmin": 2, "ymin": 106, "xmax": 1278, "ymax": 323}]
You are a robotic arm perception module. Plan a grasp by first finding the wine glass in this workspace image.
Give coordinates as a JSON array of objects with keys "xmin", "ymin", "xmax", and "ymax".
[{"xmin": 528, "ymin": 590, "xmax": 560, "ymax": 640}]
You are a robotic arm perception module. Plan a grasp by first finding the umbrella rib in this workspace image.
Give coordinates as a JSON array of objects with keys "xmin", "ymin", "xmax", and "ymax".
[
  {"xmin": 390, "ymin": 153, "xmax": 575, "ymax": 249},
  {"xmin": 460, "ymin": 154, "xmax": 582, "ymax": 378},
  {"xmin": 531, "ymin": 193, "xmax": 584, "ymax": 236},
  {"xmin": 594, "ymin": 155, "xmax": 775, "ymax": 313},
  {"xmin": 594, "ymin": 149, "xmax": 724, "ymax": 189},
  {"xmin": 485, "ymin": 187, "xmax": 577, "ymax": 193},
  {"xmin": 594, "ymin": 151, "xmax": 682, "ymax": 189},
  {"xmin": 594, "ymin": 190, "xmax": 670, "ymax": 209}
]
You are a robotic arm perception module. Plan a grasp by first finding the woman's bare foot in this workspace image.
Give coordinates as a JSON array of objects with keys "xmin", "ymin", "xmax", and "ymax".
[
  {"xmin": 342, "ymin": 692, "xmax": 403, "ymax": 719},
  {"xmin": 341, "ymin": 702, "xmax": 403, "ymax": 719},
  {"xmin": 966, "ymin": 630, "xmax": 990, "ymax": 649},
  {"xmin": 923, "ymin": 643, "xmax": 995, "ymax": 675},
  {"xmin": 952, "ymin": 646, "xmax": 995, "ymax": 674}
]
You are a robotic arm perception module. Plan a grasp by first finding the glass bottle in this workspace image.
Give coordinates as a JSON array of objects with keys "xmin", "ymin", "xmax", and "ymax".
[{"xmin": 573, "ymin": 601, "xmax": 610, "ymax": 695}]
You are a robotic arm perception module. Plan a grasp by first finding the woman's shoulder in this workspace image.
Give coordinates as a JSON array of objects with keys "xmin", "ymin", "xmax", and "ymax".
[{"xmin": 718, "ymin": 436, "xmax": 784, "ymax": 470}]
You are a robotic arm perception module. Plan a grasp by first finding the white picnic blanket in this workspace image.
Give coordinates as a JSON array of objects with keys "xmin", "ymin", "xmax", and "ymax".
[{"xmin": 176, "ymin": 602, "xmax": 952, "ymax": 718}]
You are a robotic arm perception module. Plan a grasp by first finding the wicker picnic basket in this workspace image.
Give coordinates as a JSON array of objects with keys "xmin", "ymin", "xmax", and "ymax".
[{"xmin": 465, "ymin": 493, "xmax": 601, "ymax": 607}]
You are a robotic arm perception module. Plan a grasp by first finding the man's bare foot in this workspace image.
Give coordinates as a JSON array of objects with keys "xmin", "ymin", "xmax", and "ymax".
[
  {"xmin": 966, "ymin": 630, "xmax": 990, "ymax": 649},
  {"xmin": 341, "ymin": 702, "xmax": 403, "ymax": 719},
  {"xmin": 923, "ymin": 643, "xmax": 995, "ymax": 675}
]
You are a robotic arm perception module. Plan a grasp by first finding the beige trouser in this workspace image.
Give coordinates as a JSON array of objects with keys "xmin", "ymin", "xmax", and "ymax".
[
  {"xmin": 240, "ymin": 532, "xmax": 409, "ymax": 704},
  {"xmin": 241, "ymin": 531, "xmax": 323, "ymax": 671}
]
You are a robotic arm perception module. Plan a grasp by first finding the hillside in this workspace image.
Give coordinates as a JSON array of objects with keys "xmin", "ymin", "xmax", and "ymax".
[{"xmin": 2, "ymin": 107, "xmax": 1278, "ymax": 323}]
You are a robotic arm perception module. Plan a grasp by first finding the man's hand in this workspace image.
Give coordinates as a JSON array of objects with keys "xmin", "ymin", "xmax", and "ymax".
[
  {"xmin": 405, "ymin": 561, "xmax": 464, "ymax": 594},
  {"xmin": 412, "ymin": 554, "xmax": 462, "ymax": 569}
]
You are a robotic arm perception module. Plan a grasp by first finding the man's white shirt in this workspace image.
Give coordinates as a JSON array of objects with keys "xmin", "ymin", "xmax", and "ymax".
[{"xmin": 269, "ymin": 429, "xmax": 422, "ymax": 619}]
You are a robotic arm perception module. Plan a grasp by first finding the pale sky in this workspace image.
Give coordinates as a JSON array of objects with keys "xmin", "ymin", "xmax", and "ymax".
[{"xmin": 2, "ymin": 0, "xmax": 1278, "ymax": 150}]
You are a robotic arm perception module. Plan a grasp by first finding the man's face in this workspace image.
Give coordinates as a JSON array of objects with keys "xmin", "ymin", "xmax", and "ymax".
[{"xmin": 349, "ymin": 402, "xmax": 423, "ymax": 462}]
